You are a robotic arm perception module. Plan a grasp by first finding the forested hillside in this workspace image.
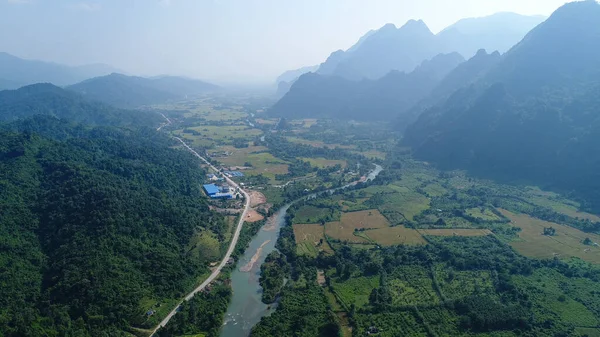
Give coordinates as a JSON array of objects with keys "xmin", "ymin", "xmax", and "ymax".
[
  {"xmin": 68, "ymin": 73, "xmax": 218, "ymax": 108},
  {"xmin": 270, "ymin": 53, "xmax": 464, "ymax": 122},
  {"xmin": 404, "ymin": 1, "xmax": 600, "ymax": 212},
  {"xmin": 0, "ymin": 118, "xmax": 227, "ymax": 336},
  {"xmin": 0, "ymin": 83, "xmax": 161, "ymax": 127}
]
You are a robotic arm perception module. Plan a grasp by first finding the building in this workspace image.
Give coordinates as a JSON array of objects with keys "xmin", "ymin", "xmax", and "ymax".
[{"xmin": 203, "ymin": 184, "xmax": 233, "ymax": 199}]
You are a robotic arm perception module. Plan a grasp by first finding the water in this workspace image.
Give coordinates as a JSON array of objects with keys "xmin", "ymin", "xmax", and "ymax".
[
  {"xmin": 220, "ymin": 164, "xmax": 382, "ymax": 337},
  {"xmin": 220, "ymin": 204, "xmax": 290, "ymax": 337}
]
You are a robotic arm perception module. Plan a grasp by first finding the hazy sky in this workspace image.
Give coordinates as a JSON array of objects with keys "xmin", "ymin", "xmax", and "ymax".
[{"xmin": 0, "ymin": 0, "xmax": 569, "ymax": 84}]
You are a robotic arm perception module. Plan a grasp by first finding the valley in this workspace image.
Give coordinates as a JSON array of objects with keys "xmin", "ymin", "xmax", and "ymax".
[{"xmin": 3, "ymin": 1, "xmax": 600, "ymax": 337}]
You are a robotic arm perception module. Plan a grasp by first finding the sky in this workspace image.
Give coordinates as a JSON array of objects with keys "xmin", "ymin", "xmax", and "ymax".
[{"xmin": 0, "ymin": 0, "xmax": 570, "ymax": 84}]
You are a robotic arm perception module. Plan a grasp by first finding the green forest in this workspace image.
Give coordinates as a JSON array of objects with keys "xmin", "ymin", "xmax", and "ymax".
[{"xmin": 0, "ymin": 117, "xmax": 227, "ymax": 336}]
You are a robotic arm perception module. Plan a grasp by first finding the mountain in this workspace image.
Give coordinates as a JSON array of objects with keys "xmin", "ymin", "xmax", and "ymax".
[
  {"xmin": 318, "ymin": 20, "xmax": 442, "ymax": 80},
  {"xmin": 0, "ymin": 83, "xmax": 161, "ymax": 127},
  {"xmin": 438, "ymin": 12, "xmax": 546, "ymax": 59},
  {"xmin": 0, "ymin": 52, "xmax": 119, "ymax": 88},
  {"xmin": 270, "ymin": 52, "xmax": 464, "ymax": 121},
  {"xmin": 276, "ymin": 65, "xmax": 319, "ymax": 84},
  {"xmin": 68, "ymin": 73, "xmax": 218, "ymax": 108},
  {"xmin": 315, "ymin": 13, "xmax": 543, "ymax": 81},
  {"xmin": 0, "ymin": 118, "xmax": 228, "ymax": 336},
  {"xmin": 395, "ymin": 49, "xmax": 502, "ymax": 131},
  {"xmin": 404, "ymin": 1, "xmax": 600, "ymax": 211}
]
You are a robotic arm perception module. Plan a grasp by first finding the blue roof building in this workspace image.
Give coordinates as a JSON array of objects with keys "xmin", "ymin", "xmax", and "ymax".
[{"xmin": 203, "ymin": 184, "xmax": 220, "ymax": 196}]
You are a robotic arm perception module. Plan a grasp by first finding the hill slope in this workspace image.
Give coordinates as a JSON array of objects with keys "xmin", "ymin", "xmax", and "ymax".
[
  {"xmin": 0, "ymin": 119, "xmax": 228, "ymax": 336},
  {"xmin": 404, "ymin": 1, "xmax": 600, "ymax": 211},
  {"xmin": 68, "ymin": 73, "xmax": 218, "ymax": 108},
  {"xmin": 270, "ymin": 52, "xmax": 464, "ymax": 121},
  {"xmin": 0, "ymin": 52, "xmax": 118, "ymax": 88},
  {"xmin": 0, "ymin": 83, "xmax": 161, "ymax": 127}
]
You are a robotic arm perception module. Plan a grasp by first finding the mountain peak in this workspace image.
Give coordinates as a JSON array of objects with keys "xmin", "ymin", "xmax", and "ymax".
[{"xmin": 400, "ymin": 19, "xmax": 431, "ymax": 35}]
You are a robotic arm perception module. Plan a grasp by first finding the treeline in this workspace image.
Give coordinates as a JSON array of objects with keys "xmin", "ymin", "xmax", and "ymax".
[
  {"xmin": 0, "ymin": 117, "xmax": 227, "ymax": 336},
  {"xmin": 156, "ymin": 283, "xmax": 231, "ymax": 337},
  {"xmin": 259, "ymin": 251, "xmax": 290, "ymax": 304}
]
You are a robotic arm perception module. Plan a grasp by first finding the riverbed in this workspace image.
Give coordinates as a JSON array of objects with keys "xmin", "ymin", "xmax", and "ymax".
[{"xmin": 220, "ymin": 164, "xmax": 382, "ymax": 337}]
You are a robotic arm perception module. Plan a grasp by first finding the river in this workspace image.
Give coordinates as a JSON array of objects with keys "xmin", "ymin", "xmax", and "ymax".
[{"xmin": 220, "ymin": 164, "xmax": 382, "ymax": 337}]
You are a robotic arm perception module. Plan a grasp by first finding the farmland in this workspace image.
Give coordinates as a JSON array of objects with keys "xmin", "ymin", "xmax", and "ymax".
[
  {"xmin": 501, "ymin": 209, "xmax": 600, "ymax": 263},
  {"xmin": 364, "ymin": 226, "xmax": 427, "ymax": 246},
  {"xmin": 299, "ymin": 157, "xmax": 347, "ymax": 169},
  {"xmin": 292, "ymin": 224, "xmax": 333, "ymax": 257}
]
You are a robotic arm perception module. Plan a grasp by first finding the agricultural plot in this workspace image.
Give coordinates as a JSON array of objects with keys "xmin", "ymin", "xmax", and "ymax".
[
  {"xmin": 293, "ymin": 205, "xmax": 338, "ymax": 224},
  {"xmin": 300, "ymin": 157, "xmax": 347, "ymax": 169},
  {"xmin": 286, "ymin": 137, "xmax": 356, "ymax": 150},
  {"xmin": 524, "ymin": 188, "xmax": 600, "ymax": 222},
  {"xmin": 513, "ymin": 268, "xmax": 600, "ymax": 327},
  {"xmin": 465, "ymin": 207, "xmax": 502, "ymax": 221},
  {"xmin": 388, "ymin": 266, "xmax": 440, "ymax": 306},
  {"xmin": 500, "ymin": 209, "xmax": 600, "ymax": 263},
  {"xmin": 292, "ymin": 224, "xmax": 333, "ymax": 257},
  {"xmin": 332, "ymin": 276, "xmax": 380, "ymax": 309},
  {"xmin": 365, "ymin": 226, "xmax": 427, "ymax": 246},
  {"xmin": 325, "ymin": 210, "xmax": 392, "ymax": 244},
  {"xmin": 433, "ymin": 266, "xmax": 495, "ymax": 300},
  {"xmin": 419, "ymin": 229, "xmax": 492, "ymax": 237},
  {"xmin": 174, "ymin": 125, "xmax": 262, "ymax": 147}
]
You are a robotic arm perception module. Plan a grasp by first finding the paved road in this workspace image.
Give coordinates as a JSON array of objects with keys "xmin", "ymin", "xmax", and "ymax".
[{"xmin": 150, "ymin": 137, "xmax": 251, "ymax": 336}]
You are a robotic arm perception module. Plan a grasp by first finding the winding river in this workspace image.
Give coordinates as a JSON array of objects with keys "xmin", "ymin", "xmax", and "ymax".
[{"xmin": 220, "ymin": 165, "xmax": 382, "ymax": 337}]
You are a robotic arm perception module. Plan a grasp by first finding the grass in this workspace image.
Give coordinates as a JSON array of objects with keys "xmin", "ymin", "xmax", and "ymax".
[
  {"xmin": 365, "ymin": 226, "xmax": 427, "ymax": 246},
  {"xmin": 300, "ymin": 157, "xmax": 347, "ymax": 169},
  {"xmin": 187, "ymin": 231, "xmax": 221, "ymax": 264},
  {"xmin": 292, "ymin": 224, "xmax": 333, "ymax": 257},
  {"xmin": 500, "ymin": 209, "xmax": 600, "ymax": 264}
]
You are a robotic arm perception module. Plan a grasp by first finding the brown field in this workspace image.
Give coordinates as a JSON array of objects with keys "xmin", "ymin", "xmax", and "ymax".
[
  {"xmin": 248, "ymin": 191, "xmax": 267, "ymax": 207},
  {"xmin": 500, "ymin": 209, "xmax": 600, "ymax": 264},
  {"xmin": 325, "ymin": 210, "xmax": 391, "ymax": 244},
  {"xmin": 293, "ymin": 224, "xmax": 333, "ymax": 256},
  {"xmin": 245, "ymin": 210, "xmax": 264, "ymax": 223},
  {"xmin": 365, "ymin": 226, "xmax": 427, "ymax": 246},
  {"xmin": 419, "ymin": 229, "xmax": 492, "ymax": 237},
  {"xmin": 255, "ymin": 118, "xmax": 277, "ymax": 125}
]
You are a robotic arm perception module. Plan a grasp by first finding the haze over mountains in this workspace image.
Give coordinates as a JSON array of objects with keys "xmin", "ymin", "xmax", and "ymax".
[
  {"xmin": 68, "ymin": 73, "xmax": 219, "ymax": 109},
  {"xmin": 274, "ymin": 12, "xmax": 545, "ymax": 88},
  {"xmin": 271, "ymin": 52, "xmax": 465, "ymax": 121},
  {"xmin": 0, "ymin": 52, "xmax": 119, "ymax": 89},
  {"xmin": 405, "ymin": 0, "xmax": 600, "ymax": 210},
  {"xmin": 272, "ymin": 11, "xmax": 545, "ymax": 114}
]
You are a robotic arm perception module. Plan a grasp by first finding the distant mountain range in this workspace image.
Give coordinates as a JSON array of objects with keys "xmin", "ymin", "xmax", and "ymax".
[
  {"xmin": 274, "ymin": 12, "xmax": 544, "ymax": 86},
  {"xmin": 0, "ymin": 83, "xmax": 161, "ymax": 127},
  {"xmin": 0, "ymin": 52, "xmax": 119, "ymax": 88},
  {"xmin": 67, "ymin": 73, "xmax": 219, "ymax": 108},
  {"xmin": 404, "ymin": 0, "xmax": 600, "ymax": 211},
  {"xmin": 270, "ymin": 52, "xmax": 464, "ymax": 121}
]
